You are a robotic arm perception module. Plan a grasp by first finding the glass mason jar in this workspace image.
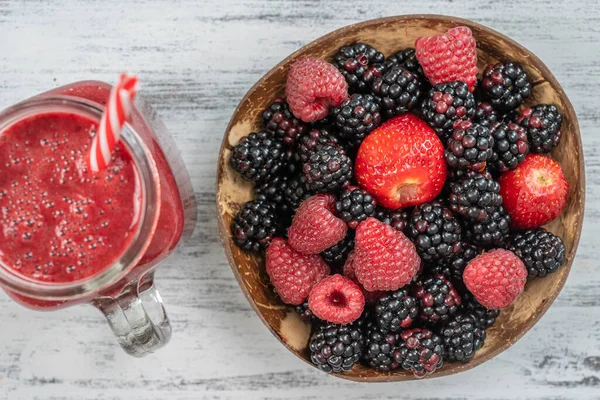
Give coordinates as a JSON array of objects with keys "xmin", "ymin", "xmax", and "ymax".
[{"xmin": 0, "ymin": 81, "xmax": 196, "ymax": 356}]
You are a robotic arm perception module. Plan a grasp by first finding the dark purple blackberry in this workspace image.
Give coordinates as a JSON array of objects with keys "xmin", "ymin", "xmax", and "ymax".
[
  {"xmin": 439, "ymin": 313, "xmax": 485, "ymax": 362},
  {"xmin": 473, "ymin": 101, "xmax": 501, "ymax": 129},
  {"xmin": 421, "ymin": 81, "xmax": 476, "ymax": 137},
  {"xmin": 507, "ymin": 228, "xmax": 566, "ymax": 278},
  {"xmin": 384, "ymin": 48, "xmax": 424, "ymax": 79},
  {"xmin": 406, "ymin": 201, "xmax": 463, "ymax": 262},
  {"xmin": 412, "ymin": 275, "xmax": 462, "ymax": 325},
  {"xmin": 362, "ymin": 321, "xmax": 401, "ymax": 372},
  {"xmin": 481, "ymin": 61, "xmax": 531, "ymax": 111},
  {"xmin": 309, "ymin": 323, "xmax": 364, "ymax": 373},
  {"xmin": 444, "ymin": 120, "xmax": 494, "ymax": 171},
  {"xmin": 462, "ymin": 292, "xmax": 500, "ymax": 330},
  {"xmin": 262, "ymin": 98, "xmax": 309, "ymax": 146},
  {"xmin": 254, "ymin": 175, "xmax": 292, "ymax": 219},
  {"xmin": 429, "ymin": 243, "xmax": 479, "ymax": 283},
  {"xmin": 297, "ymin": 128, "xmax": 339, "ymax": 163},
  {"xmin": 294, "ymin": 300, "xmax": 317, "ymax": 322},
  {"xmin": 515, "ymin": 104, "xmax": 563, "ymax": 154},
  {"xmin": 371, "ymin": 66, "xmax": 422, "ymax": 117},
  {"xmin": 464, "ymin": 205, "xmax": 511, "ymax": 248},
  {"xmin": 335, "ymin": 187, "xmax": 377, "ymax": 229},
  {"xmin": 231, "ymin": 200, "xmax": 279, "ymax": 252},
  {"xmin": 321, "ymin": 232, "xmax": 355, "ymax": 268},
  {"xmin": 448, "ymin": 172, "xmax": 503, "ymax": 222},
  {"xmin": 396, "ymin": 328, "xmax": 444, "ymax": 378},
  {"xmin": 283, "ymin": 174, "xmax": 310, "ymax": 211},
  {"xmin": 374, "ymin": 207, "xmax": 409, "ymax": 232},
  {"xmin": 489, "ymin": 122, "xmax": 529, "ymax": 172},
  {"xmin": 230, "ymin": 132, "xmax": 288, "ymax": 183},
  {"xmin": 303, "ymin": 144, "xmax": 353, "ymax": 193},
  {"xmin": 332, "ymin": 42, "xmax": 386, "ymax": 94},
  {"xmin": 331, "ymin": 94, "xmax": 382, "ymax": 147},
  {"xmin": 374, "ymin": 289, "xmax": 419, "ymax": 332}
]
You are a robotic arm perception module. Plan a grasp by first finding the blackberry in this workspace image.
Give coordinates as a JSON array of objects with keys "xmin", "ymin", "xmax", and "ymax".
[
  {"xmin": 332, "ymin": 42, "xmax": 386, "ymax": 94},
  {"xmin": 444, "ymin": 120, "xmax": 494, "ymax": 171},
  {"xmin": 439, "ymin": 313, "xmax": 485, "ymax": 363},
  {"xmin": 331, "ymin": 94, "xmax": 382, "ymax": 147},
  {"xmin": 254, "ymin": 175, "xmax": 292, "ymax": 219},
  {"xmin": 309, "ymin": 323, "xmax": 364, "ymax": 373},
  {"xmin": 384, "ymin": 48, "xmax": 424, "ymax": 79},
  {"xmin": 303, "ymin": 144, "xmax": 353, "ymax": 193},
  {"xmin": 429, "ymin": 243, "xmax": 479, "ymax": 283},
  {"xmin": 262, "ymin": 98, "xmax": 309, "ymax": 146},
  {"xmin": 412, "ymin": 275, "xmax": 462, "ymax": 324},
  {"xmin": 297, "ymin": 128, "xmax": 339, "ymax": 163},
  {"xmin": 507, "ymin": 228, "xmax": 566, "ymax": 278},
  {"xmin": 489, "ymin": 123, "xmax": 529, "ymax": 172},
  {"xmin": 283, "ymin": 174, "xmax": 310, "ymax": 211},
  {"xmin": 515, "ymin": 104, "xmax": 563, "ymax": 154},
  {"xmin": 295, "ymin": 300, "xmax": 317, "ymax": 322},
  {"xmin": 481, "ymin": 61, "xmax": 531, "ymax": 111},
  {"xmin": 374, "ymin": 207, "xmax": 409, "ymax": 232},
  {"xmin": 407, "ymin": 201, "xmax": 463, "ymax": 262},
  {"xmin": 335, "ymin": 187, "xmax": 377, "ymax": 229},
  {"xmin": 473, "ymin": 101, "xmax": 501, "ymax": 129},
  {"xmin": 362, "ymin": 321, "xmax": 401, "ymax": 372},
  {"xmin": 321, "ymin": 232, "xmax": 355, "ymax": 268},
  {"xmin": 462, "ymin": 292, "xmax": 500, "ymax": 330},
  {"xmin": 231, "ymin": 200, "xmax": 279, "ymax": 252},
  {"xmin": 230, "ymin": 131, "xmax": 287, "ymax": 182},
  {"xmin": 448, "ymin": 172, "xmax": 503, "ymax": 222},
  {"xmin": 396, "ymin": 328, "xmax": 444, "ymax": 378},
  {"xmin": 421, "ymin": 81, "xmax": 476, "ymax": 137},
  {"xmin": 464, "ymin": 205, "xmax": 511, "ymax": 248},
  {"xmin": 371, "ymin": 66, "xmax": 422, "ymax": 117},
  {"xmin": 374, "ymin": 289, "xmax": 419, "ymax": 332}
]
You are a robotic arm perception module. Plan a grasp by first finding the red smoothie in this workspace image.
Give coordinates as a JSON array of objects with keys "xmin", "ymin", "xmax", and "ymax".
[{"xmin": 0, "ymin": 112, "xmax": 142, "ymax": 283}]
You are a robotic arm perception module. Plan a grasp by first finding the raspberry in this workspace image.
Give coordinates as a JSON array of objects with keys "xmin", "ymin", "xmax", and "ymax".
[
  {"xmin": 308, "ymin": 274, "xmax": 365, "ymax": 324},
  {"xmin": 288, "ymin": 194, "xmax": 348, "ymax": 254},
  {"xmin": 286, "ymin": 57, "xmax": 349, "ymax": 122},
  {"xmin": 266, "ymin": 238, "xmax": 330, "ymax": 305},
  {"xmin": 343, "ymin": 251, "xmax": 386, "ymax": 303},
  {"xmin": 463, "ymin": 249, "xmax": 527, "ymax": 309},
  {"xmin": 415, "ymin": 26, "xmax": 478, "ymax": 91},
  {"xmin": 353, "ymin": 217, "xmax": 421, "ymax": 292}
]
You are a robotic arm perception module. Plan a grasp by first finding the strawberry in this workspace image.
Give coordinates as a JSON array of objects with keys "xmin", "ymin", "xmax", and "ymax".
[
  {"xmin": 415, "ymin": 26, "xmax": 478, "ymax": 91},
  {"xmin": 499, "ymin": 154, "xmax": 569, "ymax": 229},
  {"xmin": 355, "ymin": 114, "xmax": 447, "ymax": 209}
]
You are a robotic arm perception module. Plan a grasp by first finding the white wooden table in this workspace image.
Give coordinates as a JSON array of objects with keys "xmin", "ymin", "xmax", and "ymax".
[{"xmin": 0, "ymin": 1, "xmax": 599, "ymax": 399}]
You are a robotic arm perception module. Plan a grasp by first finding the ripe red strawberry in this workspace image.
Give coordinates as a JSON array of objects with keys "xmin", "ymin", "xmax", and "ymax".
[
  {"xmin": 288, "ymin": 194, "xmax": 348, "ymax": 254},
  {"xmin": 355, "ymin": 114, "xmax": 447, "ymax": 209},
  {"xmin": 266, "ymin": 238, "xmax": 330, "ymax": 305},
  {"xmin": 463, "ymin": 249, "xmax": 528, "ymax": 309},
  {"xmin": 499, "ymin": 154, "xmax": 569, "ymax": 229},
  {"xmin": 308, "ymin": 274, "xmax": 365, "ymax": 324},
  {"xmin": 353, "ymin": 217, "xmax": 421, "ymax": 291},
  {"xmin": 343, "ymin": 251, "xmax": 386, "ymax": 303},
  {"xmin": 285, "ymin": 57, "xmax": 349, "ymax": 122},
  {"xmin": 415, "ymin": 26, "xmax": 478, "ymax": 91}
]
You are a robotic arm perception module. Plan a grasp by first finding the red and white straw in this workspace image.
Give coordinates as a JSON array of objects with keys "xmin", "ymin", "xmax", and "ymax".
[{"xmin": 88, "ymin": 73, "xmax": 139, "ymax": 172}]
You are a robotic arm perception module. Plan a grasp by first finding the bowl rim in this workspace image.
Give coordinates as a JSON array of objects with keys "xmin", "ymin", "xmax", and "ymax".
[{"xmin": 216, "ymin": 13, "xmax": 586, "ymax": 382}]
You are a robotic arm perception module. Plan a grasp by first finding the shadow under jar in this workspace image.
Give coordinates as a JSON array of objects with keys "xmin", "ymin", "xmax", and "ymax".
[{"xmin": 0, "ymin": 81, "xmax": 196, "ymax": 357}]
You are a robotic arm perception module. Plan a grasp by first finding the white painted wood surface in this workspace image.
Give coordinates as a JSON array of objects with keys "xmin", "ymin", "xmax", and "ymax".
[{"xmin": 0, "ymin": 0, "xmax": 599, "ymax": 399}]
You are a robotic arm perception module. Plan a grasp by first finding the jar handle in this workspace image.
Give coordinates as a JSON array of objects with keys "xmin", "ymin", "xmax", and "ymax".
[{"xmin": 92, "ymin": 272, "xmax": 171, "ymax": 357}]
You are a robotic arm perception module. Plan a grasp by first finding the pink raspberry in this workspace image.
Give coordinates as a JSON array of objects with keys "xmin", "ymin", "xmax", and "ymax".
[
  {"xmin": 415, "ymin": 26, "xmax": 478, "ymax": 91},
  {"xmin": 285, "ymin": 57, "xmax": 349, "ymax": 122},
  {"xmin": 343, "ymin": 251, "xmax": 386, "ymax": 303},
  {"xmin": 288, "ymin": 194, "xmax": 348, "ymax": 254},
  {"xmin": 308, "ymin": 274, "xmax": 365, "ymax": 324},
  {"xmin": 266, "ymin": 238, "xmax": 330, "ymax": 305},
  {"xmin": 463, "ymin": 249, "xmax": 528, "ymax": 309},
  {"xmin": 353, "ymin": 217, "xmax": 421, "ymax": 292}
]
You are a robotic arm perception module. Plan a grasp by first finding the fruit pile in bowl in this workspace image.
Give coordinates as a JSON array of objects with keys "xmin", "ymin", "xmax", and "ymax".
[{"xmin": 216, "ymin": 15, "xmax": 584, "ymax": 381}]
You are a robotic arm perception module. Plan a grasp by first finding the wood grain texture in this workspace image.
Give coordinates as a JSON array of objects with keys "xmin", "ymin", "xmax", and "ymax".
[{"xmin": 0, "ymin": 0, "xmax": 599, "ymax": 399}]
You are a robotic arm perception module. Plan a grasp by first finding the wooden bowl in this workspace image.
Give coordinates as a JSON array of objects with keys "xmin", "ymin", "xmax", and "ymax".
[{"xmin": 216, "ymin": 15, "xmax": 585, "ymax": 381}]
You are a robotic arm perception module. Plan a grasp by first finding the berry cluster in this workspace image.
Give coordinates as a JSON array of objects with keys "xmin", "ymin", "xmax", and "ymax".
[{"xmin": 228, "ymin": 26, "xmax": 569, "ymax": 378}]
